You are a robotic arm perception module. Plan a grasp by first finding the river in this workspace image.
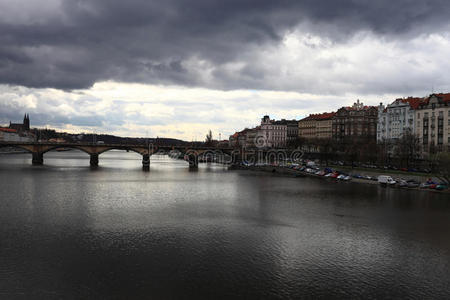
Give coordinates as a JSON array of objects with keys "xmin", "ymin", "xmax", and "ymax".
[{"xmin": 0, "ymin": 151, "xmax": 449, "ymax": 299}]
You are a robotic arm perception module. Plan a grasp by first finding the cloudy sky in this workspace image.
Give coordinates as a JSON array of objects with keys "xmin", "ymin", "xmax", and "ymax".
[{"xmin": 1, "ymin": 0, "xmax": 450, "ymax": 140}]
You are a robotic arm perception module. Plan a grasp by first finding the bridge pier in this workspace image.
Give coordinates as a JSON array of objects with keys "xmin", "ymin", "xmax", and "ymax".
[
  {"xmin": 32, "ymin": 152, "xmax": 43, "ymax": 165},
  {"xmin": 142, "ymin": 154, "xmax": 150, "ymax": 171},
  {"xmin": 188, "ymin": 155, "xmax": 198, "ymax": 169},
  {"xmin": 90, "ymin": 153, "xmax": 99, "ymax": 167}
]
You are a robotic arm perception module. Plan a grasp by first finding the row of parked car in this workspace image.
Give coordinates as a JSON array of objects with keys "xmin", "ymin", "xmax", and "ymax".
[
  {"xmin": 288, "ymin": 164, "xmax": 354, "ymax": 181},
  {"xmin": 286, "ymin": 163, "xmax": 448, "ymax": 190}
]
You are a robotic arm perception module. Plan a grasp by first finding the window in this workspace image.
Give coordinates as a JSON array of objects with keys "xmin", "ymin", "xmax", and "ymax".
[
  {"xmin": 424, "ymin": 112, "xmax": 429, "ymax": 118},
  {"xmin": 418, "ymin": 113, "xmax": 421, "ymax": 118}
]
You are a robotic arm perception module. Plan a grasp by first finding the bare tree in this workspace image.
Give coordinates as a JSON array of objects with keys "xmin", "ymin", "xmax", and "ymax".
[
  {"xmin": 205, "ymin": 130, "xmax": 213, "ymax": 146},
  {"xmin": 393, "ymin": 131, "xmax": 421, "ymax": 168},
  {"xmin": 432, "ymin": 152, "xmax": 450, "ymax": 184}
]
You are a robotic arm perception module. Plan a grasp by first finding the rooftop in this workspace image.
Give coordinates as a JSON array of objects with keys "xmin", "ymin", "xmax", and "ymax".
[
  {"xmin": 0, "ymin": 127, "xmax": 18, "ymax": 133},
  {"xmin": 300, "ymin": 112, "xmax": 336, "ymax": 121}
]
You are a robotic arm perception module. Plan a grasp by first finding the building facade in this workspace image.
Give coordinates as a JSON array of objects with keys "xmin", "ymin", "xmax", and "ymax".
[
  {"xmin": 0, "ymin": 128, "xmax": 33, "ymax": 142},
  {"xmin": 298, "ymin": 115, "xmax": 317, "ymax": 139},
  {"xmin": 332, "ymin": 100, "xmax": 378, "ymax": 141},
  {"xmin": 299, "ymin": 112, "xmax": 335, "ymax": 139},
  {"xmin": 259, "ymin": 115, "xmax": 287, "ymax": 148},
  {"xmin": 278, "ymin": 119, "xmax": 298, "ymax": 145},
  {"xmin": 377, "ymin": 97, "xmax": 422, "ymax": 143},
  {"xmin": 415, "ymin": 93, "xmax": 450, "ymax": 152},
  {"xmin": 229, "ymin": 127, "xmax": 260, "ymax": 149}
]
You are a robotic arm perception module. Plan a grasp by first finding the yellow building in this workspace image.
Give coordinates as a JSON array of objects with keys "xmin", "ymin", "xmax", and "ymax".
[{"xmin": 299, "ymin": 112, "xmax": 335, "ymax": 139}]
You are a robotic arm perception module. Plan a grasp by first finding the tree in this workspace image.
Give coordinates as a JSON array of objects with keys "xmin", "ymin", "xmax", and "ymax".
[
  {"xmin": 433, "ymin": 152, "xmax": 450, "ymax": 184},
  {"xmin": 393, "ymin": 131, "xmax": 421, "ymax": 168},
  {"xmin": 205, "ymin": 130, "xmax": 213, "ymax": 146},
  {"xmin": 377, "ymin": 138, "xmax": 393, "ymax": 167},
  {"xmin": 287, "ymin": 136, "xmax": 306, "ymax": 149},
  {"xmin": 316, "ymin": 138, "xmax": 334, "ymax": 166}
]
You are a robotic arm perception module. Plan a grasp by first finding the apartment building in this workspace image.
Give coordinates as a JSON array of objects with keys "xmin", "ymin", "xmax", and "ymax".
[
  {"xmin": 298, "ymin": 112, "xmax": 335, "ymax": 139},
  {"xmin": 332, "ymin": 100, "xmax": 378, "ymax": 141},
  {"xmin": 415, "ymin": 93, "xmax": 450, "ymax": 152},
  {"xmin": 377, "ymin": 97, "xmax": 423, "ymax": 142},
  {"xmin": 260, "ymin": 115, "xmax": 287, "ymax": 148}
]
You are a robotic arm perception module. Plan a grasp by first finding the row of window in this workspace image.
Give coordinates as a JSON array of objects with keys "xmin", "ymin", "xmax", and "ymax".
[{"xmin": 418, "ymin": 110, "xmax": 450, "ymax": 118}]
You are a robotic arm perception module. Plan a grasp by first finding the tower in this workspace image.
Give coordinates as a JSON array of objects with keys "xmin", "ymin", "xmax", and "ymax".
[{"xmin": 23, "ymin": 114, "xmax": 30, "ymax": 131}]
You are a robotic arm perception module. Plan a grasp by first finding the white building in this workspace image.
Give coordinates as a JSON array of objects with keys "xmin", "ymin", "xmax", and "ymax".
[
  {"xmin": 377, "ymin": 97, "xmax": 422, "ymax": 143},
  {"xmin": 0, "ymin": 128, "xmax": 33, "ymax": 142},
  {"xmin": 414, "ymin": 93, "xmax": 450, "ymax": 153},
  {"xmin": 259, "ymin": 115, "xmax": 287, "ymax": 148}
]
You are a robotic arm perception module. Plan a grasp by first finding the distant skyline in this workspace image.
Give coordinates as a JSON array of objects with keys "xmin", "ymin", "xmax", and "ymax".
[{"xmin": 2, "ymin": 0, "xmax": 450, "ymax": 139}]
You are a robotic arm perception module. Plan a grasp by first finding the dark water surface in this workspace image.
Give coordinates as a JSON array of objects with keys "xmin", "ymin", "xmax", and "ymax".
[{"xmin": 0, "ymin": 151, "xmax": 449, "ymax": 299}]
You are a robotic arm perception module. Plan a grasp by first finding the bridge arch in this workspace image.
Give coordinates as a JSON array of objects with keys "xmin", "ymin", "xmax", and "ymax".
[
  {"xmin": 96, "ymin": 147, "xmax": 149, "ymax": 156},
  {"xmin": 41, "ymin": 145, "xmax": 92, "ymax": 155}
]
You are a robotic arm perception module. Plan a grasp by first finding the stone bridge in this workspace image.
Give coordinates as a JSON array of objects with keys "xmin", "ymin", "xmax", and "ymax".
[
  {"xmin": 0, "ymin": 142, "xmax": 311, "ymax": 170},
  {"xmin": 0, "ymin": 142, "xmax": 235, "ymax": 170}
]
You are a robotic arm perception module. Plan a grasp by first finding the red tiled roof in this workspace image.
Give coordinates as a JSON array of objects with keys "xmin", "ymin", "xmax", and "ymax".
[
  {"xmin": 0, "ymin": 127, "xmax": 17, "ymax": 133},
  {"xmin": 397, "ymin": 97, "xmax": 425, "ymax": 110},
  {"xmin": 417, "ymin": 93, "xmax": 450, "ymax": 107},
  {"xmin": 435, "ymin": 93, "xmax": 450, "ymax": 102},
  {"xmin": 301, "ymin": 112, "xmax": 336, "ymax": 121}
]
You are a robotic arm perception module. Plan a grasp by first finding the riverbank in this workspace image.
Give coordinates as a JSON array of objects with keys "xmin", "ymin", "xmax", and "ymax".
[
  {"xmin": 327, "ymin": 164, "xmax": 435, "ymax": 180},
  {"xmin": 230, "ymin": 164, "xmax": 449, "ymax": 194}
]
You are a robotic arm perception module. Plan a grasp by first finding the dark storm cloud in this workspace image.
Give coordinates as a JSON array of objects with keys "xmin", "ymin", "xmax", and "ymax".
[{"xmin": 0, "ymin": 0, "xmax": 449, "ymax": 90}]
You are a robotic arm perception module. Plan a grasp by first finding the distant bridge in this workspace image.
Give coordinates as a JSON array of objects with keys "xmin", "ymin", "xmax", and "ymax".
[
  {"xmin": 0, "ymin": 142, "xmax": 235, "ymax": 170},
  {"xmin": 0, "ymin": 142, "xmax": 313, "ymax": 170}
]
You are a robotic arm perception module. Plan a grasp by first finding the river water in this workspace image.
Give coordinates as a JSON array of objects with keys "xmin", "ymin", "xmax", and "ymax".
[{"xmin": 0, "ymin": 151, "xmax": 449, "ymax": 299}]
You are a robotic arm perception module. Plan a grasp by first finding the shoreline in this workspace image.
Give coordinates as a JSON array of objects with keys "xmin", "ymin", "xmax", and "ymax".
[{"xmin": 229, "ymin": 164, "xmax": 449, "ymax": 194}]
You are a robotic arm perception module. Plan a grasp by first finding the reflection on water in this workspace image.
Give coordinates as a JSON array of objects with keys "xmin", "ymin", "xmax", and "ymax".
[{"xmin": 0, "ymin": 151, "xmax": 449, "ymax": 299}]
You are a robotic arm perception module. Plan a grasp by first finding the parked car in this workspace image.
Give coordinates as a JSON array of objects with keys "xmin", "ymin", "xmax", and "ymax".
[
  {"xmin": 406, "ymin": 180, "xmax": 420, "ymax": 188},
  {"xmin": 378, "ymin": 175, "xmax": 396, "ymax": 185},
  {"xmin": 398, "ymin": 179, "xmax": 408, "ymax": 187},
  {"xmin": 436, "ymin": 184, "xmax": 448, "ymax": 190},
  {"xmin": 306, "ymin": 161, "xmax": 316, "ymax": 167},
  {"xmin": 324, "ymin": 167, "xmax": 333, "ymax": 174},
  {"xmin": 420, "ymin": 183, "xmax": 432, "ymax": 189}
]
